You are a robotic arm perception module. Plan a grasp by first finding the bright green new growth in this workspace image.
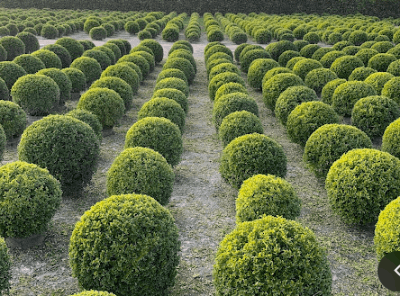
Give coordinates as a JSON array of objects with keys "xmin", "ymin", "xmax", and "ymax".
[
  {"xmin": 382, "ymin": 77, "xmax": 400, "ymax": 105},
  {"xmin": 330, "ymin": 55, "xmax": 364, "ymax": 80},
  {"xmin": 154, "ymin": 77, "xmax": 189, "ymax": 98},
  {"xmin": 364, "ymin": 72, "xmax": 394, "ymax": 94},
  {"xmin": 292, "ymin": 58, "xmax": 322, "ymax": 80},
  {"xmin": 348, "ymin": 67, "xmax": 377, "ymax": 81},
  {"xmin": 101, "ymin": 63, "xmax": 139, "ymax": 95}
]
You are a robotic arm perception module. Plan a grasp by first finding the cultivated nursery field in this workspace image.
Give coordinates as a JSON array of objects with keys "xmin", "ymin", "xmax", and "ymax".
[{"xmin": 1, "ymin": 8, "xmax": 400, "ymax": 296}]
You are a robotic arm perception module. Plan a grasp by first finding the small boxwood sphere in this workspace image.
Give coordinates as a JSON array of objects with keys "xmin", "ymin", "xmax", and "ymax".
[
  {"xmin": 62, "ymin": 67, "xmax": 86, "ymax": 93},
  {"xmin": 31, "ymin": 49, "xmax": 62, "ymax": 69},
  {"xmin": 386, "ymin": 59, "xmax": 400, "ymax": 76},
  {"xmin": 292, "ymin": 58, "xmax": 323, "ymax": 80},
  {"xmin": 69, "ymin": 194, "xmax": 180, "ymax": 295},
  {"xmin": 332, "ymin": 81, "xmax": 377, "ymax": 116},
  {"xmin": 125, "ymin": 117, "xmax": 182, "ymax": 166},
  {"xmin": 262, "ymin": 73, "xmax": 305, "ymax": 112},
  {"xmin": 140, "ymin": 39, "xmax": 163, "ymax": 63},
  {"xmin": 84, "ymin": 18, "xmax": 101, "ymax": 34},
  {"xmin": 152, "ymin": 88, "xmax": 188, "ymax": 113},
  {"xmin": 55, "ymin": 37, "xmax": 84, "ymax": 60},
  {"xmin": 304, "ymin": 68, "xmax": 338, "ymax": 95},
  {"xmin": 66, "ymin": 108, "xmax": 102, "ymax": 142},
  {"xmin": 125, "ymin": 21, "xmax": 140, "ymax": 34},
  {"xmin": 154, "ymin": 77, "xmax": 189, "ymax": 98},
  {"xmin": 71, "ymin": 291, "xmax": 116, "ymax": 296},
  {"xmin": 107, "ymin": 148, "xmax": 174, "ymax": 205},
  {"xmin": 351, "ymin": 95, "xmax": 400, "ymax": 138},
  {"xmin": 208, "ymin": 62, "xmax": 239, "ymax": 82},
  {"xmin": 0, "ymin": 100, "xmax": 26, "ymax": 140},
  {"xmin": 163, "ymin": 57, "xmax": 195, "ymax": 85},
  {"xmin": 213, "ymin": 215, "xmax": 332, "ymax": 295},
  {"xmin": 118, "ymin": 53, "xmax": 150, "ymax": 79},
  {"xmin": 13, "ymin": 53, "xmax": 45, "ymax": 74},
  {"xmin": 382, "ymin": 118, "xmax": 400, "ymax": 159},
  {"xmin": 330, "ymin": 55, "xmax": 364, "ymax": 80},
  {"xmin": 0, "ymin": 61, "xmax": 26, "ymax": 90},
  {"xmin": 371, "ymin": 41, "xmax": 394, "ymax": 53},
  {"xmin": 368, "ymin": 53, "xmax": 397, "ymax": 72},
  {"xmin": 247, "ymin": 58, "xmax": 279, "ymax": 90},
  {"xmin": 77, "ymin": 87, "xmax": 125, "ymax": 128},
  {"xmin": 11, "ymin": 74, "xmax": 59, "ymax": 116},
  {"xmin": 261, "ymin": 67, "xmax": 293, "ymax": 86},
  {"xmin": 382, "ymin": 77, "xmax": 400, "ymax": 105},
  {"xmin": 205, "ymin": 44, "xmax": 233, "ymax": 63},
  {"xmin": 40, "ymin": 24, "xmax": 58, "ymax": 39},
  {"xmin": 240, "ymin": 49, "xmax": 271, "ymax": 73},
  {"xmin": 321, "ymin": 78, "xmax": 347, "ymax": 105},
  {"xmin": 16, "ymin": 32, "xmax": 39, "ymax": 54},
  {"xmin": 218, "ymin": 110, "xmax": 263, "ymax": 147},
  {"xmin": 0, "ymin": 36, "xmax": 25, "ymax": 61},
  {"xmin": 303, "ymin": 31, "xmax": 320, "ymax": 44},
  {"xmin": 83, "ymin": 49, "xmax": 111, "ymax": 71},
  {"xmin": 265, "ymin": 40, "xmax": 297, "ymax": 61},
  {"xmin": 162, "ymin": 25, "xmax": 179, "ymax": 42},
  {"xmin": 0, "ymin": 161, "xmax": 62, "ymax": 238},
  {"xmin": 354, "ymin": 48, "xmax": 379, "ymax": 65},
  {"xmin": 254, "ymin": 28, "xmax": 272, "ymax": 43},
  {"xmin": 364, "ymin": 72, "xmax": 394, "ymax": 94},
  {"xmin": 287, "ymin": 101, "xmax": 340, "ymax": 146},
  {"xmin": 43, "ymin": 44, "xmax": 72, "ymax": 68},
  {"xmin": 220, "ymin": 133, "xmax": 287, "ymax": 189},
  {"xmin": 236, "ymin": 174, "xmax": 301, "ymax": 223},
  {"xmin": 0, "ymin": 236, "xmax": 11, "ymax": 294},
  {"xmin": 299, "ymin": 44, "xmax": 321, "ymax": 58},
  {"xmin": 320, "ymin": 50, "xmax": 346, "ymax": 68},
  {"xmin": 138, "ymin": 97, "xmax": 185, "ymax": 133},
  {"xmin": 233, "ymin": 43, "xmax": 249, "ymax": 62},
  {"xmin": 37, "ymin": 67, "xmax": 72, "ymax": 104},
  {"xmin": 304, "ymin": 124, "xmax": 372, "ymax": 178},
  {"xmin": 70, "ymin": 56, "xmax": 102, "ymax": 86},
  {"xmin": 101, "ymin": 63, "xmax": 139, "ymax": 95},
  {"xmin": 209, "ymin": 72, "xmax": 245, "ymax": 101},
  {"xmin": 278, "ymin": 50, "xmax": 301, "ymax": 68},
  {"xmin": 214, "ymin": 82, "xmax": 248, "ymax": 102},
  {"xmin": 156, "ymin": 68, "xmax": 188, "ymax": 85},
  {"xmin": 349, "ymin": 30, "xmax": 368, "ymax": 46},
  {"xmin": 275, "ymin": 85, "xmax": 318, "ymax": 126},
  {"xmin": 89, "ymin": 26, "xmax": 107, "ymax": 41},
  {"xmin": 18, "ymin": 115, "xmax": 100, "ymax": 196},
  {"xmin": 326, "ymin": 148, "xmax": 400, "ymax": 225},
  {"xmin": 103, "ymin": 42, "xmax": 121, "ymax": 61},
  {"xmin": 348, "ymin": 66, "xmax": 377, "ymax": 81}
]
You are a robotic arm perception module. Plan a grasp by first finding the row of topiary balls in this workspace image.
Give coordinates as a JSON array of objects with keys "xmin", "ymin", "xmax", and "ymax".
[
  {"xmin": 127, "ymin": 12, "xmax": 176, "ymax": 41},
  {"xmin": 216, "ymin": 13, "xmax": 248, "ymax": 45},
  {"xmin": 161, "ymin": 13, "xmax": 187, "ymax": 42},
  {"xmin": 203, "ymin": 13, "xmax": 224, "ymax": 43},
  {"xmin": 184, "ymin": 12, "xmax": 201, "ymax": 42}
]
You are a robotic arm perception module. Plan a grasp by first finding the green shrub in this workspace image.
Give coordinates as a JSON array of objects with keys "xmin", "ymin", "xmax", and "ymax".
[
  {"xmin": 162, "ymin": 25, "xmax": 179, "ymax": 42},
  {"xmin": 208, "ymin": 62, "xmax": 239, "ymax": 82},
  {"xmin": 83, "ymin": 49, "xmax": 111, "ymax": 70},
  {"xmin": 140, "ymin": 39, "xmax": 163, "ymax": 63},
  {"xmin": 154, "ymin": 77, "xmax": 189, "ymax": 98},
  {"xmin": 278, "ymin": 50, "xmax": 301, "ymax": 68},
  {"xmin": 386, "ymin": 60, "xmax": 400, "ymax": 76},
  {"xmin": 0, "ymin": 36, "xmax": 25, "ymax": 61},
  {"xmin": 321, "ymin": 78, "xmax": 347, "ymax": 105},
  {"xmin": 214, "ymin": 82, "xmax": 248, "ymax": 102},
  {"xmin": 103, "ymin": 42, "xmax": 121, "ymax": 61},
  {"xmin": 209, "ymin": 72, "xmax": 245, "ymax": 101},
  {"xmin": 133, "ymin": 50, "xmax": 156, "ymax": 72},
  {"xmin": 348, "ymin": 66, "xmax": 377, "ymax": 81},
  {"xmin": 371, "ymin": 41, "xmax": 394, "ymax": 53},
  {"xmin": 138, "ymin": 30, "xmax": 152, "ymax": 40},
  {"xmin": 286, "ymin": 56, "xmax": 306, "ymax": 70},
  {"xmin": 254, "ymin": 28, "xmax": 272, "ymax": 44},
  {"xmin": 79, "ymin": 40, "xmax": 96, "ymax": 51},
  {"xmin": 292, "ymin": 58, "xmax": 322, "ymax": 80},
  {"xmin": 13, "ymin": 53, "xmax": 45, "ymax": 74},
  {"xmin": 236, "ymin": 174, "xmax": 301, "ymax": 223},
  {"xmin": 89, "ymin": 26, "xmax": 106, "ymax": 41},
  {"xmin": 364, "ymin": 72, "xmax": 394, "ymax": 94},
  {"xmin": 55, "ymin": 37, "xmax": 84, "ymax": 61},
  {"xmin": 37, "ymin": 68, "xmax": 72, "ymax": 104},
  {"xmin": 77, "ymin": 87, "xmax": 125, "ymax": 128},
  {"xmin": 304, "ymin": 123, "xmax": 372, "ymax": 178},
  {"xmin": 106, "ymin": 146, "xmax": 175, "ymax": 204},
  {"xmin": 125, "ymin": 117, "xmax": 182, "ymax": 166},
  {"xmin": 382, "ymin": 77, "xmax": 400, "ymax": 105},
  {"xmin": 0, "ymin": 101, "xmax": 26, "ymax": 140},
  {"xmin": 304, "ymin": 68, "xmax": 337, "ymax": 95},
  {"xmin": 69, "ymin": 193, "xmax": 180, "ymax": 295},
  {"xmin": 5, "ymin": 23, "xmax": 18, "ymax": 36},
  {"xmin": 311, "ymin": 47, "xmax": 334, "ymax": 61},
  {"xmin": 206, "ymin": 56, "xmax": 232, "ymax": 76},
  {"xmin": 0, "ymin": 26, "xmax": 9, "ymax": 36},
  {"xmin": 368, "ymin": 53, "xmax": 396, "ymax": 72},
  {"xmin": 354, "ymin": 48, "xmax": 379, "ymax": 65},
  {"xmin": 247, "ymin": 58, "xmax": 279, "ymax": 90},
  {"xmin": 326, "ymin": 148, "xmax": 400, "ymax": 225},
  {"xmin": 42, "ymin": 44, "xmax": 72, "ymax": 68},
  {"xmin": 240, "ymin": 49, "xmax": 271, "ymax": 73},
  {"xmin": 169, "ymin": 41, "xmax": 192, "ymax": 54},
  {"xmin": 70, "ymin": 291, "xmax": 116, "ymax": 296},
  {"xmin": 84, "ymin": 18, "xmax": 101, "ymax": 34},
  {"xmin": 233, "ymin": 43, "xmax": 249, "ymax": 62},
  {"xmin": 40, "ymin": 24, "xmax": 58, "ymax": 39},
  {"xmin": 118, "ymin": 53, "xmax": 150, "ymax": 78},
  {"xmin": 262, "ymin": 73, "xmax": 305, "ymax": 112},
  {"xmin": 91, "ymin": 76, "xmax": 133, "ymax": 110},
  {"xmin": 207, "ymin": 28, "xmax": 224, "ymax": 42},
  {"xmin": 319, "ymin": 51, "xmax": 346, "ymax": 68},
  {"xmin": 342, "ymin": 45, "xmax": 361, "ymax": 56},
  {"xmin": 92, "ymin": 46, "xmax": 115, "ymax": 66},
  {"xmin": 261, "ymin": 67, "xmax": 293, "ymax": 87},
  {"xmin": 11, "ymin": 74, "xmax": 59, "ymax": 116},
  {"xmin": 303, "ymin": 31, "xmax": 320, "ymax": 44},
  {"xmin": 330, "ymin": 55, "xmax": 364, "ymax": 80},
  {"xmin": 66, "ymin": 108, "xmax": 102, "ymax": 142},
  {"xmin": 18, "ymin": 115, "xmax": 100, "ymax": 196},
  {"xmin": 299, "ymin": 44, "xmax": 320, "ymax": 58},
  {"xmin": 387, "ymin": 45, "xmax": 400, "ymax": 59},
  {"xmin": 16, "ymin": 31, "xmax": 39, "ymax": 53},
  {"xmin": 101, "ymin": 63, "xmax": 139, "ymax": 95},
  {"xmin": 70, "ymin": 56, "xmax": 102, "ymax": 86},
  {"xmin": 62, "ymin": 67, "xmax": 86, "ymax": 93},
  {"xmin": 162, "ymin": 57, "xmax": 195, "ymax": 84},
  {"xmin": 332, "ymin": 81, "xmax": 377, "ymax": 116},
  {"xmin": 107, "ymin": 39, "xmax": 127, "ymax": 56},
  {"xmin": 220, "ymin": 133, "xmax": 286, "ymax": 189},
  {"xmin": 0, "ymin": 236, "xmax": 10, "ymax": 294},
  {"xmin": 218, "ymin": 110, "xmax": 263, "ymax": 147},
  {"xmin": 0, "ymin": 77, "xmax": 7, "ymax": 100},
  {"xmin": 152, "ymin": 88, "xmax": 188, "ymax": 113},
  {"xmin": 382, "ymin": 117, "xmax": 400, "ymax": 159},
  {"xmin": 351, "ymin": 95, "xmax": 400, "ymax": 138},
  {"xmin": 31, "ymin": 49, "xmax": 62, "ymax": 69},
  {"xmin": 0, "ymin": 44, "xmax": 6, "ymax": 62},
  {"xmin": 0, "ymin": 61, "xmax": 26, "ymax": 90},
  {"xmin": 265, "ymin": 40, "xmax": 297, "ymax": 61}
]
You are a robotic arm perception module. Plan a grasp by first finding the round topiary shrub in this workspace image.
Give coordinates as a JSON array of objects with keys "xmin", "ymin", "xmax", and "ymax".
[
  {"xmin": 66, "ymin": 108, "xmax": 102, "ymax": 142},
  {"xmin": 351, "ymin": 95, "xmax": 400, "ymax": 138},
  {"xmin": 0, "ymin": 236, "xmax": 11, "ymax": 294},
  {"xmin": 382, "ymin": 118, "xmax": 400, "ymax": 159},
  {"xmin": 220, "ymin": 133, "xmax": 287, "ymax": 189},
  {"xmin": 299, "ymin": 44, "xmax": 321, "ymax": 58},
  {"xmin": 354, "ymin": 48, "xmax": 379, "ymax": 65},
  {"xmin": 348, "ymin": 30, "xmax": 368, "ymax": 46},
  {"xmin": 70, "ymin": 291, "xmax": 116, "ymax": 296},
  {"xmin": 208, "ymin": 62, "xmax": 239, "ymax": 82},
  {"xmin": 11, "ymin": 74, "xmax": 59, "ymax": 116},
  {"xmin": 348, "ymin": 66, "xmax": 377, "ymax": 81},
  {"xmin": 18, "ymin": 115, "xmax": 100, "ymax": 196},
  {"xmin": 84, "ymin": 18, "xmax": 101, "ymax": 34},
  {"xmin": 214, "ymin": 82, "xmax": 248, "ymax": 102},
  {"xmin": 319, "ymin": 50, "xmax": 346, "ymax": 68},
  {"xmin": 382, "ymin": 77, "xmax": 400, "ymax": 105},
  {"xmin": 325, "ymin": 148, "xmax": 400, "ymax": 225},
  {"xmin": 368, "ymin": 53, "xmax": 397, "ymax": 72},
  {"xmin": 89, "ymin": 26, "xmax": 107, "ymax": 41},
  {"xmin": 0, "ymin": 160, "xmax": 62, "ymax": 238},
  {"xmin": 0, "ymin": 61, "xmax": 26, "ymax": 90},
  {"xmin": 371, "ymin": 41, "xmax": 394, "ymax": 53},
  {"xmin": 43, "ymin": 44, "xmax": 72, "ymax": 68},
  {"xmin": 261, "ymin": 67, "xmax": 293, "ymax": 87},
  {"xmin": 154, "ymin": 77, "xmax": 189, "ymax": 98},
  {"xmin": 387, "ymin": 60, "xmax": 400, "ymax": 76},
  {"xmin": 209, "ymin": 72, "xmax": 245, "ymax": 101},
  {"xmin": 218, "ymin": 110, "xmax": 263, "ymax": 147},
  {"xmin": 162, "ymin": 57, "xmax": 195, "ymax": 85},
  {"xmin": 240, "ymin": 49, "xmax": 271, "ymax": 73},
  {"xmin": 82, "ymin": 49, "xmax": 111, "ymax": 71},
  {"xmin": 278, "ymin": 50, "xmax": 301, "ymax": 68},
  {"xmin": 265, "ymin": 40, "xmax": 297, "ymax": 62},
  {"xmin": 118, "ymin": 53, "xmax": 150, "ymax": 79},
  {"xmin": 125, "ymin": 117, "xmax": 182, "ymax": 166},
  {"xmin": 364, "ymin": 72, "xmax": 394, "ymax": 94},
  {"xmin": 304, "ymin": 124, "xmax": 372, "ymax": 178},
  {"xmin": 13, "ymin": 53, "xmax": 45, "ymax": 74},
  {"xmin": 162, "ymin": 25, "xmax": 179, "ymax": 42},
  {"xmin": 156, "ymin": 68, "xmax": 188, "ymax": 85},
  {"xmin": 342, "ymin": 45, "xmax": 361, "ymax": 56},
  {"xmin": 140, "ymin": 39, "xmax": 163, "ymax": 63},
  {"xmin": 331, "ymin": 81, "xmax": 377, "ymax": 116},
  {"xmin": 152, "ymin": 88, "xmax": 188, "ymax": 113},
  {"xmin": 70, "ymin": 56, "xmax": 102, "ymax": 86},
  {"xmin": 275, "ymin": 85, "xmax": 318, "ymax": 126},
  {"xmin": 305, "ymin": 67, "xmax": 338, "ymax": 95},
  {"xmin": 387, "ymin": 45, "xmax": 400, "ymax": 59},
  {"xmin": 330, "ymin": 55, "xmax": 364, "ymax": 80},
  {"xmin": 16, "ymin": 31, "xmax": 39, "ymax": 54},
  {"xmin": 62, "ymin": 67, "xmax": 86, "ymax": 94},
  {"xmin": 101, "ymin": 63, "xmax": 139, "ymax": 95},
  {"xmin": 0, "ymin": 77, "xmax": 7, "ymax": 100},
  {"xmin": 37, "ymin": 67, "xmax": 72, "ymax": 104},
  {"xmin": 0, "ymin": 44, "xmax": 6, "ymax": 62},
  {"xmin": 0, "ymin": 100, "xmax": 26, "ymax": 140},
  {"xmin": 40, "ymin": 24, "xmax": 58, "ymax": 39},
  {"xmin": 321, "ymin": 78, "xmax": 346, "ymax": 105},
  {"xmin": 236, "ymin": 174, "xmax": 301, "ymax": 223},
  {"xmin": 213, "ymin": 215, "xmax": 332, "ymax": 295},
  {"xmin": 0, "ymin": 36, "xmax": 25, "ymax": 61},
  {"xmin": 262, "ymin": 73, "xmax": 305, "ymax": 112},
  {"xmin": 247, "ymin": 58, "xmax": 279, "ymax": 90},
  {"xmin": 303, "ymin": 31, "xmax": 320, "ymax": 44},
  {"xmin": 31, "ymin": 49, "xmax": 62, "ymax": 69},
  {"xmin": 254, "ymin": 28, "xmax": 272, "ymax": 44},
  {"xmin": 106, "ymin": 147, "xmax": 175, "ymax": 204},
  {"xmin": 292, "ymin": 58, "xmax": 323, "ymax": 80},
  {"xmin": 125, "ymin": 20, "xmax": 140, "ymax": 35},
  {"xmin": 69, "ymin": 193, "xmax": 180, "ymax": 295},
  {"xmin": 77, "ymin": 87, "xmax": 125, "ymax": 128},
  {"xmin": 103, "ymin": 42, "xmax": 121, "ymax": 61},
  {"xmin": 55, "ymin": 37, "xmax": 84, "ymax": 61},
  {"xmin": 311, "ymin": 47, "xmax": 334, "ymax": 61},
  {"xmin": 79, "ymin": 40, "xmax": 96, "ymax": 51},
  {"xmin": 138, "ymin": 97, "xmax": 185, "ymax": 133},
  {"xmin": 286, "ymin": 101, "xmax": 340, "ymax": 146}
]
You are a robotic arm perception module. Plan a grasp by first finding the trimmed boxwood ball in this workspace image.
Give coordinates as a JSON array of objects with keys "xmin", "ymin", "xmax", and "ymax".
[
  {"xmin": 13, "ymin": 54, "xmax": 45, "ymax": 74},
  {"xmin": 140, "ymin": 39, "xmax": 163, "ymax": 63},
  {"xmin": 262, "ymin": 73, "xmax": 305, "ymax": 112},
  {"xmin": 278, "ymin": 50, "xmax": 301, "ymax": 68},
  {"xmin": 103, "ymin": 42, "xmax": 121, "ymax": 61},
  {"xmin": 292, "ymin": 58, "xmax": 322, "ymax": 80},
  {"xmin": 325, "ymin": 148, "xmax": 400, "ymax": 225},
  {"xmin": 0, "ymin": 44, "xmax": 6, "ymax": 62},
  {"xmin": 218, "ymin": 110, "xmax": 263, "ymax": 147},
  {"xmin": 152, "ymin": 88, "xmax": 188, "ymax": 113},
  {"xmin": 11, "ymin": 74, "xmax": 59, "ymax": 116},
  {"xmin": 287, "ymin": 101, "xmax": 340, "ymax": 146},
  {"xmin": 0, "ymin": 236, "xmax": 11, "ymax": 295},
  {"xmin": 133, "ymin": 50, "xmax": 156, "ymax": 72},
  {"xmin": 236, "ymin": 174, "xmax": 301, "ymax": 223},
  {"xmin": 89, "ymin": 26, "xmax": 107, "ymax": 41},
  {"xmin": 214, "ymin": 82, "xmax": 248, "ymax": 102},
  {"xmin": 240, "ymin": 49, "xmax": 271, "ymax": 73},
  {"xmin": 71, "ymin": 291, "xmax": 116, "ymax": 296},
  {"xmin": 351, "ymin": 95, "xmax": 400, "ymax": 138},
  {"xmin": 207, "ymin": 28, "xmax": 224, "ymax": 42},
  {"xmin": 83, "ymin": 49, "xmax": 111, "ymax": 70},
  {"xmin": 55, "ymin": 37, "xmax": 84, "ymax": 61},
  {"xmin": 40, "ymin": 24, "xmax": 58, "ymax": 39},
  {"xmin": 84, "ymin": 18, "xmax": 101, "ymax": 34},
  {"xmin": 254, "ymin": 28, "xmax": 272, "ymax": 44},
  {"xmin": 31, "ymin": 49, "xmax": 62, "ymax": 69},
  {"xmin": 234, "ymin": 43, "xmax": 249, "ymax": 62},
  {"xmin": 62, "ymin": 67, "xmax": 86, "ymax": 93},
  {"xmin": 101, "ymin": 63, "xmax": 139, "ymax": 95},
  {"xmin": 205, "ymin": 44, "xmax": 233, "ymax": 62},
  {"xmin": 0, "ymin": 101, "xmax": 26, "ymax": 140},
  {"xmin": 37, "ymin": 68, "xmax": 72, "ymax": 104},
  {"xmin": 320, "ymin": 51, "xmax": 346, "ymax": 68},
  {"xmin": 330, "ymin": 55, "xmax": 364, "ymax": 80},
  {"xmin": 107, "ymin": 147, "xmax": 175, "ymax": 204},
  {"xmin": 332, "ymin": 81, "xmax": 377, "ymax": 116},
  {"xmin": 0, "ymin": 161, "xmax": 61, "ymax": 239},
  {"xmin": 348, "ymin": 30, "xmax": 368, "ymax": 46},
  {"xmin": 162, "ymin": 25, "xmax": 179, "ymax": 42},
  {"xmin": 125, "ymin": 21, "xmax": 140, "ymax": 35},
  {"xmin": 43, "ymin": 44, "xmax": 72, "ymax": 68},
  {"xmin": 71, "ymin": 56, "xmax": 102, "ymax": 86},
  {"xmin": 387, "ymin": 59, "xmax": 400, "ymax": 76},
  {"xmin": 265, "ymin": 40, "xmax": 297, "ymax": 62},
  {"xmin": 303, "ymin": 31, "xmax": 320, "ymax": 44},
  {"xmin": 154, "ymin": 77, "xmax": 189, "ymax": 98},
  {"xmin": 247, "ymin": 58, "xmax": 279, "ymax": 90},
  {"xmin": 16, "ymin": 32, "xmax": 39, "ymax": 53},
  {"xmin": 138, "ymin": 97, "xmax": 185, "ymax": 133},
  {"xmin": 304, "ymin": 124, "xmax": 372, "ymax": 178},
  {"xmin": 355, "ymin": 48, "xmax": 379, "ymax": 65},
  {"xmin": 0, "ymin": 36, "xmax": 25, "ymax": 61},
  {"xmin": 348, "ymin": 66, "xmax": 377, "ymax": 81},
  {"xmin": 138, "ymin": 29, "xmax": 152, "ymax": 40},
  {"xmin": 69, "ymin": 193, "xmax": 180, "ymax": 295},
  {"xmin": 371, "ymin": 41, "xmax": 394, "ymax": 53},
  {"xmin": 262, "ymin": 67, "xmax": 293, "ymax": 86},
  {"xmin": 368, "ymin": 53, "xmax": 397, "ymax": 72},
  {"xmin": 311, "ymin": 47, "xmax": 334, "ymax": 61},
  {"xmin": 77, "ymin": 87, "xmax": 125, "ymax": 128},
  {"xmin": 0, "ymin": 61, "xmax": 26, "ymax": 90},
  {"xmin": 382, "ymin": 77, "xmax": 400, "ymax": 105},
  {"xmin": 275, "ymin": 85, "xmax": 318, "ymax": 126},
  {"xmin": 220, "ymin": 133, "xmax": 287, "ymax": 189},
  {"xmin": 382, "ymin": 118, "xmax": 400, "ymax": 159},
  {"xmin": 125, "ymin": 117, "xmax": 182, "ymax": 166},
  {"xmin": 156, "ymin": 68, "xmax": 188, "ymax": 85},
  {"xmin": 299, "ymin": 44, "xmax": 321, "ymax": 58},
  {"xmin": 66, "ymin": 108, "xmax": 102, "ymax": 142},
  {"xmin": 342, "ymin": 45, "xmax": 361, "ymax": 56},
  {"xmin": 79, "ymin": 40, "xmax": 96, "ymax": 51},
  {"xmin": 364, "ymin": 72, "xmax": 394, "ymax": 94},
  {"xmin": 206, "ymin": 56, "xmax": 232, "ymax": 77},
  {"xmin": 118, "ymin": 53, "xmax": 150, "ymax": 79},
  {"xmin": 214, "ymin": 215, "xmax": 332, "ymax": 295},
  {"xmin": 305, "ymin": 68, "xmax": 338, "ymax": 95},
  {"xmin": 209, "ymin": 72, "xmax": 245, "ymax": 101},
  {"xmin": 209, "ymin": 62, "xmax": 239, "ymax": 82},
  {"xmin": 107, "ymin": 40, "xmax": 127, "ymax": 56},
  {"xmin": 321, "ymin": 78, "xmax": 347, "ymax": 105},
  {"xmin": 91, "ymin": 77, "xmax": 133, "ymax": 111},
  {"xmin": 163, "ymin": 57, "xmax": 195, "ymax": 85},
  {"xmin": 18, "ymin": 115, "xmax": 100, "ymax": 196}
]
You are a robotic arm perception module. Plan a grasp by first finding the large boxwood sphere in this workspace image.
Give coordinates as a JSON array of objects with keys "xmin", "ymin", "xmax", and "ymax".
[
  {"xmin": 163, "ymin": 57, "xmax": 195, "ymax": 85},
  {"xmin": 18, "ymin": 115, "xmax": 100, "ymax": 196},
  {"xmin": 13, "ymin": 53, "xmax": 45, "ymax": 74},
  {"xmin": 304, "ymin": 68, "xmax": 338, "ymax": 95},
  {"xmin": 330, "ymin": 55, "xmax": 364, "ymax": 80},
  {"xmin": 213, "ymin": 215, "xmax": 332, "ymax": 295},
  {"xmin": 292, "ymin": 58, "xmax": 322, "ymax": 80},
  {"xmin": 321, "ymin": 78, "xmax": 347, "ymax": 105},
  {"xmin": 382, "ymin": 77, "xmax": 400, "ymax": 105},
  {"xmin": 247, "ymin": 58, "xmax": 279, "ymax": 90},
  {"xmin": 91, "ymin": 77, "xmax": 133, "ymax": 111},
  {"xmin": 236, "ymin": 174, "xmax": 301, "ymax": 223},
  {"xmin": 118, "ymin": 53, "xmax": 150, "ymax": 79},
  {"xmin": 37, "ymin": 68, "xmax": 72, "ymax": 104},
  {"xmin": 125, "ymin": 117, "xmax": 182, "ymax": 166},
  {"xmin": 83, "ymin": 49, "xmax": 111, "ymax": 71},
  {"xmin": 209, "ymin": 72, "xmax": 245, "ymax": 101},
  {"xmin": 71, "ymin": 56, "xmax": 102, "ymax": 86},
  {"xmin": 69, "ymin": 193, "xmax": 180, "ymax": 295},
  {"xmin": 152, "ymin": 88, "xmax": 188, "ymax": 113},
  {"xmin": 11, "ymin": 74, "xmax": 59, "ymax": 116},
  {"xmin": 0, "ymin": 161, "xmax": 62, "ymax": 238},
  {"xmin": 348, "ymin": 66, "xmax": 377, "ymax": 81},
  {"xmin": 89, "ymin": 26, "xmax": 107, "ymax": 41},
  {"xmin": 0, "ymin": 236, "xmax": 10, "ymax": 294},
  {"xmin": 220, "ymin": 133, "xmax": 287, "ymax": 189},
  {"xmin": 106, "ymin": 148, "xmax": 174, "ymax": 205},
  {"xmin": 43, "ymin": 44, "xmax": 72, "ymax": 68},
  {"xmin": 0, "ymin": 61, "xmax": 26, "ymax": 90},
  {"xmin": 101, "ymin": 63, "xmax": 139, "ymax": 95},
  {"xmin": 261, "ymin": 67, "xmax": 293, "ymax": 86},
  {"xmin": 240, "ymin": 49, "xmax": 271, "ymax": 73},
  {"xmin": 320, "ymin": 50, "xmax": 346, "ymax": 68},
  {"xmin": 32, "ymin": 49, "xmax": 62, "ymax": 69},
  {"xmin": 55, "ymin": 37, "xmax": 84, "ymax": 60},
  {"xmin": 0, "ymin": 36, "xmax": 25, "ymax": 61},
  {"xmin": 326, "ymin": 148, "xmax": 400, "ymax": 225},
  {"xmin": 287, "ymin": 101, "xmax": 340, "ymax": 146},
  {"xmin": 304, "ymin": 124, "xmax": 372, "ymax": 178},
  {"xmin": 354, "ymin": 48, "xmax": 379, "ymax": 65},
  {"xmin": 0, "ymin": 100, "xmax": 26, "ymax": 140},
  {"xmin": 62, "ymin": 67, "xmax": 86, "ymax": 94},
  {"xmin": 368, "ymin": 53, "xmax": 397, "ymax": 72},
  {"xmin": 278, "ymin": 50, "xmax": 301, "ymax": 67},
  {"xmin": 140, "ymin": 39, "xmax": 163, "ymax": 63},
  {"xmin": 162, "ymin": 25, "xmax": 179, "ymax": 42},
  {"xmin": 40, "ymin": 24, "xmax": 58, "ymax": 39}
]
